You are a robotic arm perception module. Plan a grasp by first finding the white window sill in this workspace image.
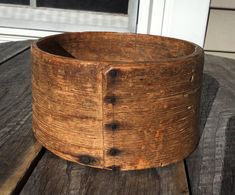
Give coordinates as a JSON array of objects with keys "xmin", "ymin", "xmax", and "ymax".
[{"xmin": 0, "ymin": 5, "xmax": 130, "ymax": 32}]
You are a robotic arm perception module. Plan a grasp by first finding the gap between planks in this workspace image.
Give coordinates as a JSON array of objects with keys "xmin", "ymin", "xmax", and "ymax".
[{"xmin": 0, "ymin": 40, "xmax": 32, "ymax": 66}]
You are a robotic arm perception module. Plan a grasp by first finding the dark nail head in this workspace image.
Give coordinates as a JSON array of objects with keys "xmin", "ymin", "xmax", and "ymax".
[
  {"xmin": 105, "ymin": 96, "xmax": 116, "ymax": 105},
  {"xmin": 109, "ymin": 165, "xmax": 120, "ymax": 171},
  {"xmin": 108, "ymin": 148, "xmax": 121, "ymax": 156},
  {"xmin": 78, "ymin": 155, "xmax": 96, "ymax": 164},
  {"xmin": 109, "ymin": 69, "xmax": 118, "ymax": 78},
  {"xmin": 105, "ymin": 122, "xmax": 119, "ymax": 131}
]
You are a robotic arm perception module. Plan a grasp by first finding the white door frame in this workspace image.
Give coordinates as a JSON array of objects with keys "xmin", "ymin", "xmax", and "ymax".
[{"xmin": 137, "ymin": 0, "xmax": 211, "ymax": 47}]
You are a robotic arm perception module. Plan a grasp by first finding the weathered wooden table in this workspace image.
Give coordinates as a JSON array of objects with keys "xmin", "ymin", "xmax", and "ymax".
[{"xmin": 0, "ymin": 41, "xmax": 234, "ymax": 195}]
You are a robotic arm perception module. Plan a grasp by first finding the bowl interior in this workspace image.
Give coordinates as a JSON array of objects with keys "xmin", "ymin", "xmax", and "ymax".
[{"xmin": 36, "ymin": 32, "xmax": 196, "ymax": 62}]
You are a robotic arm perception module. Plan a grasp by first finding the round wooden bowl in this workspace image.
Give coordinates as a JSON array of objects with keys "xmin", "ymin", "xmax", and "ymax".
[{"xmin": 31, "ymin": 32, "xmax": 204, "ymax": 171}]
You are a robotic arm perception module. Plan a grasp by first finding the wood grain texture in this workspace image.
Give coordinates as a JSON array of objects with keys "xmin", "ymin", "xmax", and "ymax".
[
  {"xmin": 32, "ymin": 42, "xmax": 104, "ymax": 169},
  {"xmin": 102, "ymin": 60, "xmax": 203, "ymax": 170},
  {"xmin": 186, "ymin": 55, "xmax": 235, "ymax": 195},
  {"xmin": 221, "ymin": 116, "xmax": 235, "ymax": 195},
  {"xmin": 0, "ymin": 48, "xmax": 42, "ymax": 195},
  {"xmin": 32, "ymin": 32, "xmax": 204, "ymax": 170},
  {"xmin": 0, "ymin": 40, "xmax": 31, "ymax": 64},
  {"xmin": 20, "ymin": 151, "xmax": 189, "ymax": 195}
]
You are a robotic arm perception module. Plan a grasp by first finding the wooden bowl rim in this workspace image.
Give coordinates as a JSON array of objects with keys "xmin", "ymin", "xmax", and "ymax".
[{"xmin": 32, "ymin": 31, "xmax": 203, "ymax": 65}]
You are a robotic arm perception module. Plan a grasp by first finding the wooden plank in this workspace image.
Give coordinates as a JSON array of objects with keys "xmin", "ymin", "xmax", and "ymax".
[
  {"xmin": 0, "ymin": 48, "xmax": 42, "ymax": 195},
  {"xmin": 20, "ymin": 151, "xmax": 188, "ymax": 195},
  {"xmin": 220, "ymin": 116, "xmax": 235, "ymax": 195},
  {"xmin": 186, "ymin": 55, "xmax": 235, "ymax": 194},
  {"xmin": 0, "ymin": 40, "xmax": 31, "ymax": 64}
]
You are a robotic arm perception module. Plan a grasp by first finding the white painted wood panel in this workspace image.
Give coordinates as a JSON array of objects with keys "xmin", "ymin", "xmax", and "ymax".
[
  {"xmin": 211, "ymin": 0, "xmax": 235, "ymax": 9},
  {"xmin": 204, "ymin": 10, "xmax": 235, "ymax": 52},
  {"xmin": 137, "ymin": 0, "xmax": 210, "ymax": 47},
  {"xmin": 162, "ymin": 0, "xmax": 210, "ymax": 47},
  {"xmin": 206, "ymin": 52, "xmax": 235, "ymax": 60},
  {"xmin": 0, "ymin": 27, "xmax": 59, "ymax": 43},
  {"xmin": 0, "ymin": 6, "xmax": 129, "ymax": 32},
  {"xmin": 0, "ymin": 4, "xmax": 134, "ymax": 42}
]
